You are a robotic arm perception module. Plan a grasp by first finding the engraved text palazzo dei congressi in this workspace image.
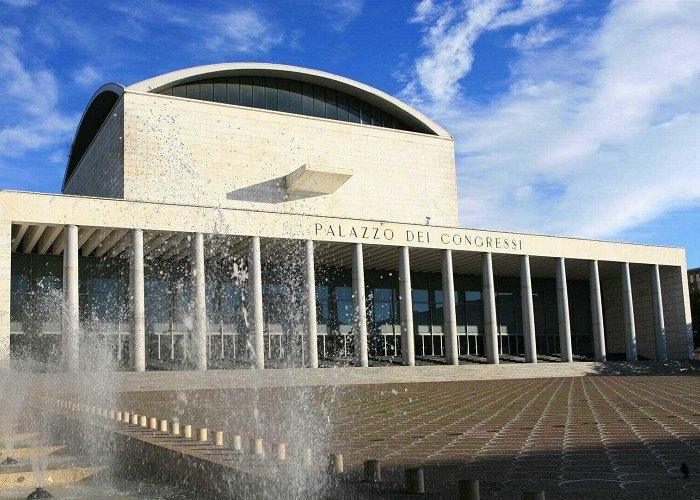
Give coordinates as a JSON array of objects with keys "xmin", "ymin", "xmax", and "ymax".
[{"xmin": 313, "ymin": 222, "xmax": 524, "ymax": 251}]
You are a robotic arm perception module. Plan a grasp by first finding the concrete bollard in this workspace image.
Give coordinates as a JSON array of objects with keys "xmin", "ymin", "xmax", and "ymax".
[
  {"xmin": 232, "ymin": 435, "xmax": 242, "ymax": 452},
  {"xmin": 458, "ymin": 480, "xmax": 480, "ymax": 500},
  {"xmin": 109, "ymin": 410, "xmax": 115, "ymax": 420},
  {"xmin": 328, "ymin": 453, "xmax": 344, "ymax": 474},
  {"xmin": 140, "ymin": 415, "xmax": 148, "ymax": 428},
  {"xmin": 364, "ymin": 460, "xmax": 381, "ymax": 483},
  {"xmin": 172, "ymin": 421, "xmax": 181, "ymax": 436},
  {"xmin": 122, "ymin": 412, "xmax": 130, "ymax": 423},
  {"xmin": 116, "ymin": 411, "xmax": 122, "ymax": 421},
  {"xmin": 149, "ymin": 417, "xmax": 157, "ymax": 430},
  {"xmin": 523, "ymin": 492, "xmax": 545, "ymax": 500},
  {"xmin": 214, "ymin": 431, "xmax": 224, "ymax": 447},
  {"xmin": 197, "ymin": 428, "xmax": 208, "ymax": 443},
  {"xmin": 303, "ymin": 448, "xmax": 313, "ymax": 468},
  {"xmin": 160, "ymin": 419, "xmax": 169, "ymax": 433},
  {"xmin": 250, "ymin": 438, "xmax": 264, "ymax": 457},
  {"xmin": 276, "ymin": 442, "xmax": 286, "ymax": 461},
  {"xmin": 184, "ymin": 425, "xmax": 192, "ymax": 439},
  {"xmin": 131, "ymin": 414, "xmax": 139, "ymax": 426},
  {"xmin": 405, "ymin": 467, "xmax": 425, "ymax": 494}
]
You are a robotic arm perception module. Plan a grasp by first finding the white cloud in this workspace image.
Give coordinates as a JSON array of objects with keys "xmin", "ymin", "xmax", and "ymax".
[
  {"xmin": 511, "ymin": 22, "xmax": 563, "ymax": 50},
  {"xmin": 71, "ymin": 65, "xmax": 101, "ymax": 88},
  {"xmin": 313, "ymin": 0, "xmax": 364, "ymax": 31},
  {"xmin": 207, "ymin": 9, "xmax": 284, "ymax": 53},
  {"xmin": 0, "ymin": 29, "xmax": 75, "ymax": 159},
  {"xmin": 405, "ymin": 0, "xmax": 700, "ymax": 238},
  {"xmin": 0, "ymin": 0, "xmax": 38, "ymax": 6},
  {"xmin": 403, "ymin": 0, "xmax": 565, "ymax": 106}
]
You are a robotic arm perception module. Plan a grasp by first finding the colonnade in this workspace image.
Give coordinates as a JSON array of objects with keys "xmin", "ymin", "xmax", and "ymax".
[{"xmin": 58, "ymin": 227, "xmax": 670, "ymax": 373}]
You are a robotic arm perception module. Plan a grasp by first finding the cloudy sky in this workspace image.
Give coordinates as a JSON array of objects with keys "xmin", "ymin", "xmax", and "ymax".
[{"xmin": 1, "ymin": 0, "xmax": 699, "ymax": 266}]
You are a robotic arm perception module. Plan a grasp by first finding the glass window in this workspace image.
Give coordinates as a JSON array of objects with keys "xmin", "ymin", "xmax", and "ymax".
[
  {"xmin": 465, "ymin": 290, "xmax": 481, "ymax": 303},
  {"xmin": 301, "ymin": 83, "xmax": 314, "ymax": 115},
  {"xmin": 277, "ymin": 79, "xmax": 290, "ymax": 112},
  {"xmin": 252, "ymin": 77, "xmax": 265, "ymax": 108},
  {"xmin": 336, "ymin": 93, "xmax": 349, "ymax": 121},
  {"xmin": 265, "ymin": 77, "xmax": 277, "ymax": 110},
  {"xmin": 374, "ymin": 288, "xmax": 393, "ymax": 302},
  {"xmin": 159, "ymin": 88, "xmax": 173, "ymax": 96},
  {"xmin": 239, "ymin": 77, "xmax": 252, "ymax": 106},
  {"xmin": 172, "ymin": 86, "xmax": 186, "ymax": 98},
  {"xmin": 200, "ymin": 81, "xmax": 213, "ymax": 101},
  {"xmin": 313, "ymin": 85, "xmax": 326, "ymax": 118},
  {"xmin": 413, "ymin": 289, "xmax": 429, "ymax": 303},
  {"xmin": 213, "ymin": 82, "xmax": 226, "ymax": 103},
  {"xmin": 347, "ymin": 96, "xmax": 360, "ymax": 123},
  {"xmin": 359, "ymin": 101, "xmax": 371, "ymax": 124},
  {"xmin": 186, "ymin": 84, "xmax": 200, "ymax": 100},
  {"xmin": 290, "ymin": 80, "xmax": 302, "ymax": 114},
  {"xmin": 325, "ymin": 89, "xmax": 338, "ymax": 119},
  {"xmin": 371, "ymin": 106, "xmax": 382, "ymax": 126}
]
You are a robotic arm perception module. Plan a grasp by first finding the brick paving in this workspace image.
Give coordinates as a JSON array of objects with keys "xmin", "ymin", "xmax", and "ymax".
[{"xmin": 110, "ymin": 373, "xmax": 700, "ymax": 498}]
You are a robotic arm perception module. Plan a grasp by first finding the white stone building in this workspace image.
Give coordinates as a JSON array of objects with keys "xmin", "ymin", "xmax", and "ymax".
[{"xmin": 0, "ymin": 63, "xmax": 693, "ymax": 372}]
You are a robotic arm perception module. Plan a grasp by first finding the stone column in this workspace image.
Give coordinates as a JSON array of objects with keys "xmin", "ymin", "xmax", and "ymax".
[
  {"xmin": 305, "ymin": 240, "xmax": 318, "ymax": 368},
  {"xmin": 0, "ymin": 222, "xmax": 10, "ymax": 366},
  {"xmin": 555, "ymin": 257, "xmax": 573, "ymax": 362},
  {"xmin": 650, "ymin": 264, "xmax": 667, "ymax": 362},
  {"xmin": 520, "ymin": 255, "xmax": 537, "ymax": 363},
  {"xmin": 621, "ymin": 262, "xmax": 637, "ymax": 362},
  {"xmin": 399, "ymin": 246, "xmax": 415, "ymax": 366},
  {"xmin": 589, "ymin": 260, "xmax": 606, "ymax": 362},
  {"xmin": 191, "ymin": 232, "xmax": 207, "ymax": 371},
  {"xmin": 249, "ymin": 236, "xmax": 265, "ymax": 369},
  {"xmin": 62, "ymin": 225, "xmax": 80, "ymax": 373},
  {"xmin": 442, "ymin": 250, "xmax": 458, "ymax": 365},
  {"xmin": 352, "ymin": 243, "xmax": 369, "ymax": 368},
  {"xmin": 482, "ymin": 252, "xmax": 499, "ymax": 365},
  {"xmin": 130, "ymin": 229, "xmax": 146, "ymax": 372}
]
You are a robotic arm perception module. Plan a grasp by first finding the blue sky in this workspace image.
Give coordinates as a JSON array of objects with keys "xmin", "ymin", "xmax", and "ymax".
[{"xmin": 1, "ymin": 0, "xmax": 699, "ymax": 266}]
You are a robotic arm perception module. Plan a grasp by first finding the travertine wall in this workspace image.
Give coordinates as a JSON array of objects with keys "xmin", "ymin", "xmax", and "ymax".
[
  {"xmin": 121, "ymin": 92, "xmax": 458, "ymax": 226},
  {"xmin": 64, "ymin": 98, "xmax": 124, "ymax": 198},
  {"xmin": 0, "ymin": 221, "xmax": 10, "ymax": 362}
]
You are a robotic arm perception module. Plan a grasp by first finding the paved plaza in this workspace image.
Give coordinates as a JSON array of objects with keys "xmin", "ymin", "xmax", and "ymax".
[{"xmin": 88, "ymin": 365, "xmax": 700, "ymax": 499}]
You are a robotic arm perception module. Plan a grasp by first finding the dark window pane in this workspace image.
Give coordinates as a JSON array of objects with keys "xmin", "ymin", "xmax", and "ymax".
[
  {"xmin": 325, "ymin": 89, "xmax": 338, "ymax": 119},
  {"xmin": 373, "ymin": 288, "xmax": 392, "ymax": 302},
  {"xmin": 337, "ymin": 93, "xmax": 349, "ymax": 121},
  {"xmin": 277, "ymin": 79, "xmax": 290, "ymax": 112},
  {"xmin": 347, "ymin": 96, "xmax": 360, "ymax": 123},
  {"xmin": 335, "ymin": 286, "xmax": 352, "ymax": 301},
  {"xmin": 265, "ymin": 77, "xmax": 277, "ymax": 110},
  {"xmin": 302, "ymin": 83, "xmax": 314, "ymax": 115},
  {"xmin": 359, "ymin": 101, "xmax": 371, "ymax": 124},
  {"xmin": 213, "ymin": 82, "xmax": 226, "ymax": 103},
  {"xmin": 200, "ymin": 81, "xmax": 213, "ymax": 101},
  {"xmin": 186, "ymin": 83, "xmax": 200, "ymax": 99},
  {"xmin": 160, "ymin": 88, "xmax": 173, "ymax": 96},
  {"xmin": 413, "ymin": 289, "xmax": 429, "ymax": 303},
  {"xmin": 371, "ymin": 106, "xmax": 382, "ymax": 126},
  {"xmin": 290, "ymin": 80, "xmax": 302, "ymax": 113},
  {"xmin": 173, "ymin": 86, "xmax": 186, "ymax": 98},
  {"xmin": 465, "ymin": 290, "xmax": 481, "ymax": 303},
  {"xmin": 240, "ymin": 77, "xmax": 252, "ymax": 106},
  {"xmin": 313, "ymin": 85, "xmax": 325, "ymax": 118},
  {"xmin": 226, "ymin": 78, "xmax": 240, "ymax": 105},
  {"xmin": 252, "ymin": 77, "xmax": 265, "ymax": 108}
]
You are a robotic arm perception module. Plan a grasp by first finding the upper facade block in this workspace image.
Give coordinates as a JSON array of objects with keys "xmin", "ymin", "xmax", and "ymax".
[{"xmin": 62, "ymin": 63, "xmax": 459, "ymax": 226}]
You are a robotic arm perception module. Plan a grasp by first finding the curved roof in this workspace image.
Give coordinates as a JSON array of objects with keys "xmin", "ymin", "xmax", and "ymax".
[
  {"xmin": 62, "ymin": 83, "xmax": 124, "ymax": 190},
  {"xmin": 127, "ymin": 62, "xmax": 451, "ymax": 137}
]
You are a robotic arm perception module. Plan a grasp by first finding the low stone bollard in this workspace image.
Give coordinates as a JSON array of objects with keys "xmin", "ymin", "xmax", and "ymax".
[
  {"xmin": 140, "ymin": 415, "xmax": 148, "ymax": 428},
  {"xmin": 109, "ymin": 410, "xmax": 115, "ymax": 420},
  {"xmin": 232, "ymin": 435, "xmax": 242, "ymax": 453},
  {"xmin": 131, "ymin": 413, "xmax": 139, "ymax": 426},
  {"xmin": 184, "ymin": 425, "xmax": 193, "ymax": 439},
  {"xmin": 405, "ymin": 467, "xmax": 425, "ymax": 494},
  {"xmin": 171, "ymin": 421, "xmax": 181, "ymax": 436},
  {"xmin": 214, "ymin": 431, "xmax": 224, "ymax": 447},
  {"xmin": 250, "ymin": 438, "xmax": 264, "ymax": 457},
  {"xmin": 303, "ymin": 448, "xmax": 313, "ymax": 468},
  {"xmin": 364, "ymin": 460, "xmax": 381, "ymax": 483},
  {"xmin": 116, "ymin": 411, "xmax": 122, "ymax": 421},
  {"xmin": 458, "ymin": 479, "xmax": 480, "ymax": 500},
  {"xmin": 159, "ymin": 419, "xmax": 169, "ymax": 433},
  {"xmin": 197, "ymin": 428, "xmax": 208, "ymax": 443},
  {"xmin": 523, "ymin": 491, "xmax": 545, "ymax": 500},
  {"xmin": 122, "ymin": 412, "xmax": 130, "ymax": 423},
  {"xmin": 328, "ymin": 453, "xmax": 344, "ymax": 474},
  {"xmin": 149, "ymin": 417, "xmax": 157, "ymax": 430},
  {"xmin": 276, "ymin": 442, "xmax": 286, "ymax": 461}
]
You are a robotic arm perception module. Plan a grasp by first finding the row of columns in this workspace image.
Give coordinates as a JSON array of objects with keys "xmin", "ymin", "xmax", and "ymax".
[{"xmin": 59, "ymin": 226, "xmax": 669, "ymax": 372}]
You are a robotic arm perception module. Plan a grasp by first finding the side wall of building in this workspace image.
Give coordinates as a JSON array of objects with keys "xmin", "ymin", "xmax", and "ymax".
[
  {"xmin": 0, "ymin": 221, "xmax": 10, "ymax": 363},
  {"xmin": 121, "ymin": 92, "xmax": 458, "ymax": 226},
  {"xmin": 63, "ymin": 97, "xmax": 125, "ymax": 198},
  {"xmin": 661, "ymin": 265, "xmax": 694, "ymax": 359}
]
